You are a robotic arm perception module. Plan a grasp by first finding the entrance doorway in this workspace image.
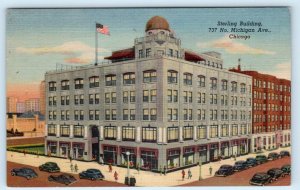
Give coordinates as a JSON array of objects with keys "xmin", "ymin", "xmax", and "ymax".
[{"xmin": 91, "ymin": 126, "xmax": 99, "ymax": 160}]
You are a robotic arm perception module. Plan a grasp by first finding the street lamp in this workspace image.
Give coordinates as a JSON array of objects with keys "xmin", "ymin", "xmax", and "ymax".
[
  {"xmin": 126, "ymin": 151, "xmax": 130, "ymax": 178},
  {"xmin": 198, "ymin": 160, "xmax": 202, "ymax": 181}
]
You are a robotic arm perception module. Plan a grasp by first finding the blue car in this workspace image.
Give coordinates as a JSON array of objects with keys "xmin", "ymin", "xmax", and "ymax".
[
  {"xmin": 233, "ymin": 161, "xmax": 248, "ymax": 171},
  {"xmin": 79, "ymin": 169, "xmax": 105, "ymax": 180},
  {"xmin": 11, "ymin": 167, "xmax": 38, "ymax": 180},
  {"xmin": 246, "ymin": 157, "xmax": 258, "ymax": 167}
]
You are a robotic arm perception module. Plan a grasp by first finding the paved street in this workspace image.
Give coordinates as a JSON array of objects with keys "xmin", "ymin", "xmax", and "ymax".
[
  {"xmin": 7, "ymin": 146, "xmax": 291, "ymax": 186},
  {"xmin": 7, "ymin": 161, "xmax": 126, "ymax": 187}
]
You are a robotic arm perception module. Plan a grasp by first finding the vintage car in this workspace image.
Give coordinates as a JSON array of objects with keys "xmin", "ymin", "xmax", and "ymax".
[
  {"xmin": 246, "ymin": 157, "xmax": 258, "ymax": 167},
  {"xmin": 215, "ymin": 165, "xmax": 234, "ymax": 177},
  {"xmin": 267, "ymin": 168, "xmax": 284, "ymax": 180},
  {"xmin": 250, "ymin": 172, "xmax": 273, "ymax": 186},
  {"xmin": 280, "ymin": 151, "xmax": 290, "ymax": 157},
  {"xmin": 233, "ymin": 161, "xmax": 248, "ymax": 171},
  {"xmin": 48, "ymin": 174, "xmax": 77, "ymax": 185},
  {"xmin": 11, "ymin": 167, "xmax": 38, "ymax": 180},
  {"xmin": 255, "ymin": 155, "xmax": 268, "ymax": 164},
  {"xmin": 267, "ymin": 152, "xmax": 280, "ymax": 160},
  {"xmin": 79, "ymin": 169, "xmax": 105, "ymax": 180},
  {"xmin": 39, "ymin": 162, "xmax": 60, "ymax": 173},
  {"xmin": 281, "ymin": 164, "xmax": 291, "ymax": 176}
]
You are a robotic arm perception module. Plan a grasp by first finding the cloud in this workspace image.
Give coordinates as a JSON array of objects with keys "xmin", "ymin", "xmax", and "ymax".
[
  {"xmin": 16, "ymin": 41, "xmax": 109, "ymax": 64},
  {"xmin": 197, "ymin": 36, "xmax": 275, "ymax": 55},
  {"xmin": 264, "ymin": 62, "xmax": 291, "ymax": 80}
]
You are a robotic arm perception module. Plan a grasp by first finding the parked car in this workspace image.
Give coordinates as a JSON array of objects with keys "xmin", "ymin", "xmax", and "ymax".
[
  {"xmin": 79, "ymin": 169, "xmax": 105, "ymax": 180},
  {"xmin": 255, "ymin": 155, "xmax": 268, "ymax": 164},
  {"xmin": 280, "ymin": 151, "xmax": 290, "ymax": 157},
  {"xmin": 246, "ymin": 157, "xmax": 258, "ymax": 167},
  {"xmin": 48, "ymin": 174, "xmax": 77, "ymax": 185},
  {"xmin": 39, "ymin": 162, "xmax": 60, "ymax": 173},
  {"xmin": 281, "ymin": 164, "xmax": 291, "ymax": 176},
  {"xmin": 215, "ymin": 165, "xmax": 234, "ymax": 177},
  {"xmin": 11, "ymin": 167, "xmax": 38, "ymax": 180},
  {"xmin": 267, "ymin": 168, "xmax": 284, "ymax": 181},
  {"xmin": 233, "ymin": 161, "xmax": 248, "ymax": 171},
  {"xmin": 267, "ymin": 152, "xmax": 280, "ymax": 160},
  {"xmin": 250, "ymin": 172, "xmax": 273, "ymax": 186}
]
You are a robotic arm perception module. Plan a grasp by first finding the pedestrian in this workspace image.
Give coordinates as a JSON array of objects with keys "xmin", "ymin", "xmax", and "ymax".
[
  {"xmin": 209, "ymin": 166, "xmax": 213, "ymax": 176},
  {"xmin": 70, "ymin": 163, "xmax": 74, "ymax": 172},
  {"xmin": 114, "ymin": 171, "xmax": 118, "ymax": 181},
  {"xmin": 23, "ymin": 149, "xmax": 26, "ymax": 157},
  {"xmin": 109, "ymin": 163, "xmax": 113, "ymax": 172},
  {"xmin": 69, "ymin": 155, "xmax": 72, "ymax": 163},
  {"xmin": 36, "ymin": 150, "xmax": 39, "ymax": 158},
  {"xmin": 181, "ymin": 169, "xmax": 185, "ymax": 181},
  {"xmin": 74, "ymin": 164, "xmax": 78, "ymax": 173},
  {"xmin": 163, "ymin": 165, "xmax": 167, "ymax": 176},
  {"xmin": 188, "ymin": 169, "xmax": 192, "ymax": 179},
  {"xmin": 99, "ymin": 156, "xmax": 104, "ymax": 165},
  {"xmin": 159, "ymin": 165, "xmax": 162, "ymax": 176},
  {"xmin": 136, "ymin": 163, "xmax": 140, "ymax": 174}
]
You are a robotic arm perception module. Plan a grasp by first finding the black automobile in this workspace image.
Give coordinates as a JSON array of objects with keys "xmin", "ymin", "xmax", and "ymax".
[
  {"xmin": 250, "ymin": 172, "xmax": 273, "ymax": 186},
  {"xmin": 267, "ymin": 152, "xmax": 280, "ymax": 160},
  {"xmin": 11, "ymin": 167, "xmax": 38, "ymax": 180},
  {"xmin": 255, "ymin": 155, "xmax": 268, "ymax": 164},
  {"xmin": 280, "ymin": 151, "xmax": 290, "ymax": 157},
  {"xmin": 39, "ymin": 162, "xmax": 60, "ymax": 173},
  {"xmin": 233, "ymin": 161, "xmax": 248, "ymax": 171},
  {"xmin": 79, "ymin": 169, "xmax": 105, "ymax": 180},
  {"xmin": 48, "ymin": 174, "xmax": 77, "ymax": 185},
  {"xmin": 246, "ymin": 157, "xmax": 258, "ymax": 167},
  {"xmin": 267, "ymin": 168, "xmax": 284, "ymax": 181},
  {"xmin": 215, "ymin": 165, "xmax": 234, "ymax": 177},
  {"xmin": 281, "ymin": 164, "xmax": 291, "ymax": 176}
]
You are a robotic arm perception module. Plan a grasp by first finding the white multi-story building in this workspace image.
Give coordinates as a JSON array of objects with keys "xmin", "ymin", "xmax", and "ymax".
[{"xmin": 45, "ymin": 16, "xmax": 252, "ymax": 172}]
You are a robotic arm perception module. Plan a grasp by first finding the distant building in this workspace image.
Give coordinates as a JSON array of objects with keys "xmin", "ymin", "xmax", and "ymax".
[
  {"xmin": 7, "ymin": 97, "xmax": 18, "ymax": 113},
  {"xmin": 230, "ymin": 64, "xmax": 291, "ymax": 152},
  {"xmin": 40, "ymin": 81, "xmax": 46, "ymax": 115},
  {"xmin": 25, "ymin": 98, "xmax": 40, "ymax": 112},
  {"xmin": 16, "ymin": 102, "xmax": 25, "ymax": 113}
]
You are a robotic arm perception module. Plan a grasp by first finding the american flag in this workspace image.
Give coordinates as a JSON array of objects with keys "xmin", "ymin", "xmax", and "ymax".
[{"xmin": 96, "ymin": 23, "xmax": 110, "ymax": 35}]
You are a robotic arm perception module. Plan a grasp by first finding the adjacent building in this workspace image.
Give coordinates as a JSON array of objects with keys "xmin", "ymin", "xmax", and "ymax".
[
  {"xmin": 40, "ymin": 81, "xmax": 46, "ymax": 115},
  {"xmin": 7, "ymin": 97, "xmax": 18, "ymax": 113},
  {"xmin": 16, "ymin": 102, "xmax": 25, "ymax": 113},
  {"xmin": 230, "ymin": 65, "xmax": 291, "ymax": 152},
  {"xmin": 25, "ymin": 98, "xmax": 40, "ymax": 112},
  {"xmin": 45, "ymin": 16, "xmax": 252, "ymax": 171}
]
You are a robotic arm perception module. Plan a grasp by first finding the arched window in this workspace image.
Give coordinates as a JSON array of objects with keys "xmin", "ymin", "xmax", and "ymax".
[
  {"xmin": 48, "ymin": 81, "xmax": 56, "ymax": 91},
  {"xmin": 221, "ymin": 79, "xmax": 228, "ymax": 91},
  {"xmin": 183, "ymin": 72, "xmax": 193, "ymax": 85},
  {"xmin": 240, "ymin": 83, "xmax": 246, "ymax": 93},
  {"xmin": 231, "ymin": 81, "xmax": 237, "ymax": 92},
  {"xmin": 105, "ymin": 74, "xmax": 116, "ymax": 86},
  {"xmin": 123, "ymin": 72, "xmax": 135, "ymax": 85},
  {"xmin": 167, "ymin": 70, "xmax": 178, "ymax": 83},
  {"xmin": 210, "ymin": 77, "xmax": 217, "ymax": 90},
  {"xmin": 198, "ymin": 75, "xmax": 205, "ymax": 87}
]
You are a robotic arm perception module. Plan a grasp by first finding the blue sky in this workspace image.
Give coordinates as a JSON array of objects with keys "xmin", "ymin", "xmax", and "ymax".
[{"xmin": 6, "ymin": 8, "xmax": 291, "ymax": 98}]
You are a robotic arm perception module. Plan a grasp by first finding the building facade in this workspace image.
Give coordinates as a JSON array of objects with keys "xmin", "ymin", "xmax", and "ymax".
[
  {"xmin": 7, "ymin": 97, "xmax": 18, "ymax": 113},
  {"xmin": 16, "ymin": 102, "xmax": 25, "ymax": 113},
  {"xmin": 25, "ymin": 98, "xmax": 40, "ymax": 112},
  {"xmin": 40, "ymin": 80, "xmax": 46, "ymax": 115},
  {"xmin": 230, "ymin": 66, "xmax": 291, "ymax": 152},
  {"xmin": 45, "ymin": 16, "xmax": 252, "ymax": 171}
]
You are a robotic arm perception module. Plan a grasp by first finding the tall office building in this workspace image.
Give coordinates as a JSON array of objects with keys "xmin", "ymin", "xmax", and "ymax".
[
  {"xmin": 45, "ymin": 16, "xmax": 252, "ymax": 172},
  {"xmin": 6, "ymin": 97, "xmax": 18, "ymax": 113}
]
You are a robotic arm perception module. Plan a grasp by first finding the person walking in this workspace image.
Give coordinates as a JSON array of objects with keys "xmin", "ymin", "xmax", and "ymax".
[
  {"xmin": 74, "ymin": 164, "xmax": 78, "ymax": 173},
  {"xmin": 109, "ymin": 163, "xmax": 113, "ymax": 172},
  {"xmin": 136, "ymin": 163, "xmax": 140, "ymax": 174},
  {"xmin": 187, "ymin": 169, "xmax": 192, "ymax": 179},
  {"xmin": 209, "ymin": 166, "xmax": 213, "ymax": 176},
  {"xmin": 69, "ymin": 155, "xmax": 72, "ymax": 163},
  {"xmin": 70, "ymin": 163, "xmax": 74, "ymax": 172},
  {"xmin": 181, "ymin": 169, "xmax": 186, "ymax": 181},
  {"xmin": 163, "ymin": 165, "xmax": 167, "ymax": 176},
  {"xmin": 114, "ymin": 171, "xmax": 118, "ymax": 181}
]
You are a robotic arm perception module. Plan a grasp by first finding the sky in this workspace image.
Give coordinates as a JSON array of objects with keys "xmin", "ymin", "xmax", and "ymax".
[{"xmin": 6, "ymin": 8, "xmax": 291, "ymax": 101}]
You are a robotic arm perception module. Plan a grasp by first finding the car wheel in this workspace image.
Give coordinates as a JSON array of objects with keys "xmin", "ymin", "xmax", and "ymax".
[
  {"xmin": 49, "ymin": 169, "xmax": 53, "ymax": 172},
  {"xmin": 91, "ymin": 177, "xmax": 96, "ymax": 181},
  {"xmin": 48, "ymin": 177, "xmax": 53, "ymax": 181},
  {"xmin": 65, "ymin": 182, "xmax": 69, "ymax": 185},
  {"xmin": 79, "ymin": 176, "xmax": 82, "ymax": 179},
  {"xmin": 11, "ymin": 172, "xmax": 15, "ymax": 176},
  {"xmin": 26, "ymin": 176, "xmax": 30, "ymax": 180}
]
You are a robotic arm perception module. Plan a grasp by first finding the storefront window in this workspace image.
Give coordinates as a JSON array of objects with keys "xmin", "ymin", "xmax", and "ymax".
[
  {"xmin": 167, "ymin": 149, "xmax": 180, "ymax": 169},
  {"xmin": 140, "ymin": 149, "xmax": 158, "ymax": 171},
  {"xmin": 183, "ymin": 147, "xmax": 194, "ymax": 166},
  {"xmin": 121, "ymin": 148, "xmax": 136, "ymax": 167},
  {"xmin": 167, "ymin": 127, "xmax": 179, "ymax": 143},
  {"xmin": 103, "ymin": 146, "xmax": 117, "ymax": 164},
  {"xmin": 122, "ymin": 126, "xmax": 135, "ymax": 141},
  {"xmin": 104, "ymin": 126, "xmax": 117, "ymax": 140}
]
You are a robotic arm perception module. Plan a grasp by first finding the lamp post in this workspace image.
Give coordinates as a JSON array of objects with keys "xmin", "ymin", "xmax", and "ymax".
[
  {"xmin": 126, "ymin": 151, "xmax": 130, "ymax": 178},
  {"xmin": 198, "ymin": 160, "xmax": 202, "ymax": 181}
]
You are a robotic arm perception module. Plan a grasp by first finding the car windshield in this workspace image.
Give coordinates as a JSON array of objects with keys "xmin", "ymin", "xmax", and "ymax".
[
  {"xmin": 87, "ymin": 169, "xmax": 100, "ymax": 174},
  {"xmin": 220, "ymin": 166, "xmax": 230, "ymax": 170},
  {"xmin": 253, "ymin": 175, "xmax": 264, "ymax": 180}
]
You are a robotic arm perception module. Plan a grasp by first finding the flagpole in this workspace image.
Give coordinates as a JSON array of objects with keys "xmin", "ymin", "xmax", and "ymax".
[{"xmin": 95, "ymin": 22, "xmax": 98, "ymax": 65}]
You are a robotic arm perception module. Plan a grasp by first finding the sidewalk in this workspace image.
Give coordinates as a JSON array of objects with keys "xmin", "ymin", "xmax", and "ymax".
[{"xmin": 7, "ymin": 146, "xmax": 291, "ymax": 187}]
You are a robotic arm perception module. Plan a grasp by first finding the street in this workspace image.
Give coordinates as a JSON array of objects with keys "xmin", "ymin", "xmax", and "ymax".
[
  {"xmin": 182, "ymin": 156, "xmax": 291, "ymax": 186},
  {"xmin": 7, "ymin": 161, "xmax": 126, "ymax": 187}
]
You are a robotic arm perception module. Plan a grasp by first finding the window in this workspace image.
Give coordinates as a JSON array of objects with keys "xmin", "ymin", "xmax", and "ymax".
[
  {"xmin": 74, "ymin": 110, "xmax": 79, "ymax": 120},
  {"xmin": 112, "ymin": 109, "xmax": 117, "ymax": 120},
  {"xmin": 89, "ymin": 110, "xmax": 94, "ymax": 120},
  {"xmin": 123, "ymin": 73, "xmax": 135, "ymax": 85},
  {"xmin": 231, "ymin": 125, "xmax": 238, "ymax": 136},
  {"xmin": 61, "ymin": 96, "xmax": 65, "ymax": 105},
  {"xmin": 183, "ymin": 125, "xmax": 193, "ymax": 140},
  {"xmin": 74, "ymin": 125, "xmax": 84, "ymax": 138},
  {"xmin": 221, "ymin": 80, "xmax": 228, "ymax": 91},
  {"xmin": 53, "ymin": 111, "xmax": 57, "ymax": 120},
  {"xmin": 221, "ymin": 125, "xmax": 229, "ymax": 137},
  {"xmin": 111, "ymin": 92, "xmax": 116, "ymax": 103},
  {"xmin": 150, "ymin": 89, "xmax": 157, "ymax": 102},
  {"xmin": 123, "ymin": 109, "xmax": 129, "ymax": 120},
  {"xmin": 198, "ymin": 75, "xmax": 205, "ymax": 87},
  {"xmin": 210, "ymin": 109, "xmax": 218, "ymax": 120},
  {"xmin": 167, "ymin": 70, "xmax": 178, "ymax": 83},
  {"xmin": 89, "ymin": 94, "xmax": 94, "ymax": 104},
  {"xmin": 138, "ymin": 49, "xmax": 143, "ymax": 58},
  {"xmin": 210, "ymin": 77, "xmax": 217, "ymax": 90},
  {"xmin": 130, "ymin": 91, "xmax": 135, "ymax": 102},
  {"xmin": 49, "ymin": 97, "xmax": 53, "ymax": 106},
  {"xmin": 60, "ymin": 125, "xmax": 70, "ymax": 137},
  {"xmin": 210, "ymin": 94, "xmax": 217, "ymax": 104},
  {"xmin": 167, "ymin": 49, "xmax": 173, "ymax": 57},
  {"xmin": 143, "ymin": 109, "xmax": 149, "ymax": 120},
  {"xmin": 168, "ymin": 109, "xmax": 178, "ymax": 120},
  {"xmin": 89, "ymin": 76, "xmax": 99, "ymax": 88},
  {"xmin": 143, "ymin": 70, "xmax": 157, "ymax": 83},
  {"xmin": 198, "ymin": 125, "xmax": 206, "ymax": 139},
  {"xmin": 61, "ymin": 110, "xmax": 65, "ymax": 120},
  {"xmin": 197, "ymin": 109, "xmax": 205, "ymax": 120},
  {"xmin": 167, "ymin": 90, "xmax": 172, "ymax": 102},
  {"xmin": 105, "ymin": 74, "xmax": 116, "ymax": 86},
  {"xmin": 184, "ymin": 109, "xmax": 193, "ymax": 120},
  {"xmin": 173, "ymin": 90, "xmax": 178, "ymax": 102},
  {"xmin": 167, "ymin": 127, "xmax": 179, "ymax": 142},
  {"xmin": 79, "ymin": 94, "xmax": 84, "ymax": 104},
  {"xmin": 143, "ymin": 90, "xmax": 149, "ymax": 102},
  {"xmin": 142, "ymin": 126, "xmax": 157, "ymax": 142},
  {"xmin": 130, "ymin": 109, "xmax": 135, "ymax": 120},
  {"xmin": 66, "ymin": 110, "xmax": 70, "ymax": 120},
  {"xmin": 122, "ymin": 126, "xmax": 135, "ymax": 141},
  {"xmin": 105, "ymin": 109, "xmax": 110, "ymax": 120},
  {"xmin": 240, "ymin": 83, "xmax": 246, "ymax": 93},
  {"xmin": 210, "ymin": 125, "xmax": 218, "ymax": 138},
  {"xmin": 231, "ymin": 81, "xmax": 237, "ymax": 92},
  {"xmin": 47, "ymin": 124, "xmax": 56, "ymax": 136},
  {"xmin": 95, "ymin": 110, "xmax": 100, "ymax": 120},
  {"xmin": 105, "ymin": 93, "xmax": 110, "ymax": 103},
  {"xmin": 146, "ymin": 48, "xmax": 151, "ymax": 57},
  {"xmin": 104, "ymin": 126, "xmax": 117, "ymax": 140},
  {"xmin": 80, "ymin": 110, "xmax": 84, "ymax": 120},
  {"xmin": 240, "ymin": 124, "xmax": 247, "ymax": 135},
  {"xmin": 150, "ymin": 109, "xmax": 157, "ymax": 120},
  {"xmin": 75, "ymin": 78, "xmax": 84, "ymax": 89},
  {"xmin": 183, "ymin": 73, "xmax": 193, "ymax": 85},
  {"xmin": 61, "ymin": 80, "xmax": 70, "ymax": 90},
  {"xmin": 49, "ymin": 81, "xmax": 56, "ymax": 91},
  {"xmin": 49, "ymin": 111, "xmax": 53, "ymax": 120},
  {"xmin": 123, "ymin": 91, "xmax": 128, "ymax": 103},
  {"xmin": 66, "ymin": 95, "xmax": 70, "ymax": 105}
]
